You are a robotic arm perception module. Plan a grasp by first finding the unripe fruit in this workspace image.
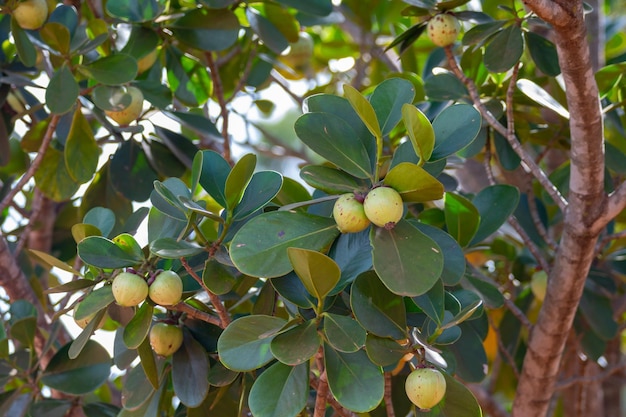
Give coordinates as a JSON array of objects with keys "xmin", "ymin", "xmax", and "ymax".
[
  {"xmin": 333, "ymin": 193, "xmax": 371, "ymax": 233},
  {"xmin": 149, "ymin": 322, "xmax": 183, "ymax": 357},
  {"xmin": 112, "ymin": 272, "xmax": 149, "ymax": 307},
  {"xmin": 104, "ymin": 86, "xmax": 144, "ymax": 125},
  {"xmin": 13, "ymin": 0, "xmax": 48, "ymax": 30},
  {"xmin": 149, "ymin": 270, "xmax": 183, "ymax": 306},
  {"xmin": 363, "ymin": 187, "xmax": 403, "ymax": 229},
  {"xmin": 427, "ymin": 14, "xmax": 460, "ymax": 47},
  {"xmin": 405, "ymin": 368, "xmax": 447, "ymax": 410}
]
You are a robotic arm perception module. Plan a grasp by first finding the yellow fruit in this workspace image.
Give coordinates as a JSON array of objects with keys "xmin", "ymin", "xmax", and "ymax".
[
  {"xmin": 104, "ymin": 86, "xmax": 144, "ymax": 125},
  {"xmin": 530, "ymin": 270, "xmax": 548, "ymax": 302},
  {"xmin": 427, "ymin": 14, "xmax": 461, "ymax": 47},
  {"xmin": 13, "ymin": 0, "xmax": 48, "ymax": 30},
  {"xmin": 405, "ymin": 368, "xmax": 447, "ymax": 410},
  {"xmin": 333, "ymin": 193, "xmax": 371, "ymax": 233},
  {"xmin": 149, "ymin": 270, "xmax": 183, "ymax": 306},
  {"xmin": 363, "ymin": 187, "xmax": 404, "ymax": 229},
  {"xmin": 149, "ymin": 322, "xmax": 183, "ymax": 357},
  {"xmin": 112, "ymin": 272, "xmax": 148, "ymax": 307}
]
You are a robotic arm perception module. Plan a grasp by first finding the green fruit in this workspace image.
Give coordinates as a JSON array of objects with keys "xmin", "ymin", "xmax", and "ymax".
[
  {"xmin": 427, "ymin": 14, "xmax": 460, "ymax": 47},
  {"xmin": 112, "ymin": 272, "xmax": 149, "ymax": 307},
  {"xmin": 333, "ymin": 193, "xmax": 371, "ymax": 233},
  {"xmin": 531, "ymin": 270, "xmax": 548, "ymax": 302},
  {"xmin": 149, "ymin": 323, "xmax": 183, "ymax": 357},
  {"xmin": 149, "ymin": 270, "xmax": 183, "ymax": 306},
  {"xmin": 104, "ymin": 86, "xmax": 144, "ymax": 125},
  {"xmin": 405, "ymin": 368, "xmax": 447, "ymax": 410},
  {"xmin": 13, "ymin": 0, "xmax": 48, "ymax": 30},
  {"xmin": 363, "ymin": 187, "xmax": 404, "ymax": 229}
]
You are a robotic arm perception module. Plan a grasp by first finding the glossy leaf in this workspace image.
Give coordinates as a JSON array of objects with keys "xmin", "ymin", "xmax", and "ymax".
[
  {"xmin": 28, "ymin": 249, "xmax": 82, "ymax": 276},
  {"xmin": 324, "ymin": 347, "xmax": 384, "ymax": 412},
  {"xmin": 79, "ymin": 54, "xmax": 137, "ymax": 85},
  {"xmin": 232, "ymin": 171, "xmax": 283, "ymax": 221},
  {"xmin": 271, "ymin": 272, "xmax": 317, "ymax": 309},
  {"xmin": 106, "ymin": 0, "xmax": 164, "ymax": 22},
  {"xmin": 424, "ymin": 73, "xmax": 469, "ymax": 102},
  {"xmin": 294, "ymin": 112, "xmax": 373, "ymax": 180},
  {"xmin": 78, "ymin": 236, "xmax": 144, "ymax": 268},
  {"xmin": 484, "ymin": 24, "xmax": 524, "ymax": 73},
  {"xmin": 270, "ymin": 320, "xmax": 320, "ymax": 365},
  {"xmin": 287, "ymin": 247, "xmax": 340, "ymax": 305},
  {"xmin": 276, "ymin": 0, "xmax": 332, "ymax": 15},
  {"xmin": 69, "ymin": 309, "xmax": 107, "ymax": 359},
  {"xmin": 351, "ymin": 271, "xmax": 407, "ymax": 340},
  {"xmin": 197, "ymin": 150, "xmax": 230, "ymax": 208},
  {"xmin": 137, "ymin": 337, "xmax": 159, "ymax": 390},
  {"xmin": 328, "ymin": 229, "xmax": 373, "ymax": 293},
  {"xmin": 110, "ymin": 140, "xmax": 158, "ymax": 202},
  {"xmin": 300, "ymin": 165, "xmax": 368, "ymax": 195},
  {"xmin": 447, "ymin": 322, "xmax": 488, "ymax": 382},
  {"xmin": 74, "ymin": 286, "xmax": 114, "ymax": 321},
  {"xmin": 444, "ymin": 193, "xmax": 480, "ymax": 247},
  {"xmin": 40, "ymin": 341, "xmax": 111, "ymax": 395},
  {"xmin": 413, "ymin": 222, "xmax": 465, "ymax": 286},
  {"xmin": 462, "ymin": 20, "xmax": 506, "ymax": 46},
  {"xmin": 202, "ymin": 258, "xmax": 237, "ymax": 295},
  {"xmin": 412, "ymin": 279, "xmax": 445, "ymax": 325},
  {"xmin": 46, "ymin": 65, "xmax": 79, "ymax": 115},
  {"xmin": 123, "ymin": 303, "xmax": 153, "ymax": 349},
  {"xmin": 35, "ymin": 147, "xmax": 80, "ymax": 202},
  {"xmin": 230, "ymin": 211, "xmax": 340, "ymax": 278},
  {"xmin": 84, "ymin": 207, "xmax": 116, "ymax": 238},
  {"xmin": 247, "ymin": 7, "xmax": 290, "ymax": 54},
  {"xmin": 249, "ymin": 362, "xmax": 308, "ymax": 417},
  {"xmin": 579, "ymin": 289, "xmax": 618, "ymax": 340},
  {"xmin": 470, "ymin": 185, "xmax": 520, "ymax": 245},
  {"xmin": 121, "ymin": 364, "xmax": 155, "ymax": 410},
  {"xmin": 516, "ymin": 79, "xmax": 569, "ymax": 119},
  {"xmin": 431, "ymin": 104, "xmax": 481, "ymax": 161},
  {"xmin": 343, "ymin": 84, "xmax": 382, "ymax": 139},
  {"xmin": 323, "ymin": 313, "xmax": 366, "ymax": 353},
  {"xmin": 365, "ymin": 335, "xmax": 407, "ymax": 367},
  {"xmin": 384, "ymin": 162, "xmax": 444, "ymax": 202},
  {"xmin": 419, "ymin": 370, "xmax": 483, "ymax": 417},
  {"xmin": 370, "ymin": 78, "xmax": 416, "ymax": 136},
  {"xmin": 172, "ymin": 331, "xmax": 210, "ymax": 407},
  {"xmin": 217, "ymin": 315, "xmax": 286, "ymax": 371},
  {"xmin": 525, "ymin": 31, "xmax": 560, "ymax": 76},
  {"xmin": 65, "ymin": 109, "xmax": 99, "ymax": 184},
  {"xmin": 112, "ymin": 233, "xmax": 144, "ymax": 263},
  {"xmin": 225, "ymin": 153, "xmax": 256, "ymax": 209},
  {"xmin": 371, "ymin": 220, "xmax": 443, "ymax": 296},
  {"xmin": 171, "ymin": 8, "xmax": 239, "ymax": 51},
  {"xmin": 11, "ymin": 20, "xmax": 36, "ymax": 67},
  {"xmin": 149, "ymin": 238, "xmax": 204, "ymax": 259},
  {"xmin": 402, "ymin": 104, "xmax": 434, "ymax": 164}
]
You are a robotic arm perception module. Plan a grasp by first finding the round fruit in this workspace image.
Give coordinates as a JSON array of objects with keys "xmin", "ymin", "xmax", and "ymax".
[
  {"xmin": 281, "ymin": 32, "xmax": 314, "ymax": 70},
  {"xmin": 333, "ymin": 193, "xmax": 371, "ymax": 233},
  {"xmin": 104, "ymin": 86, "xmax": 144, "ymax": 125},
  {"xmin": 531, "ymin": 270, "xmax": 548, "ymax": 302},
  {"xmin": 405, "ymin": 368, "xmax": 447, "ymax": 410},
  {"xmin": 427, "ymin": 14, "xmax": 461, "ymax": 47},
  {"xmin": 363, "ymin": 187, "xmax": 404, "ymax": 229},
  {"xmin": 149, "ymin": 270, "xmax": 183, "ymax": 306},
  {"xmin": 13, "ymin": 0, "xmax": 48, "ymax": 30},
  {"xmin": 149, "ymin": 322, "xmax": 184, "ymax": 357},
  {"xmin": 112, "ymin": 272, "xmax": 149, "ymax": 307}
]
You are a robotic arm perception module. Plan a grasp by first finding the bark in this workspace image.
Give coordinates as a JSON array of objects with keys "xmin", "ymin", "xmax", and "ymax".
[{"xmin": 512, "ymin": 1, "xmax": 607, "ymax": 416}]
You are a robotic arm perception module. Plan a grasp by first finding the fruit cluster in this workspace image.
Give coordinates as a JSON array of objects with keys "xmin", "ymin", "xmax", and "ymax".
[{"xmin": 333, "ymin": 186, "xmax": 404, "ymax": 233}]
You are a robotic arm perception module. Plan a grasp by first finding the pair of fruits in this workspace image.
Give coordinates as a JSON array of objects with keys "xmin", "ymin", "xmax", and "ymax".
[
  {"xmin": 333, "ymin": 186, "xmax": 404, "ymax": 233},
  {"xmin": 12, "ymin": 0, "xmax": 48, "ymax": 30},
  {"xmin": 405, "ymin": 367, "xmax": 447, "ymax": 410},
  {"xmin": 111, "ymin": 270, "xmax": 183, "ymax": 307}
]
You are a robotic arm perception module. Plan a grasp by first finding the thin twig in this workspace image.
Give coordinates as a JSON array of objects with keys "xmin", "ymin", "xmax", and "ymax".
[
  {"xmin": 555, "ymin": 361, "xmax": 626, "ymax": 390},
  {"xmin": 0, "ymin": 114, "xmax": 60, "ymax": 214},
  {"xmin": 443, "ymin": 46, "xmax": 568, "ymax": 212},
  {"xmin": 384, "ymin": 372, "xmax": 396, "ymax": 417},
  {"xmin": 269, "ymin": 73, "xmax": 304, "ymax": 107},
  {"xmin": 180, "ymin": 257, "xmax": 231, "ymax": 328},
  {"xmin": 168, "ymin": 301, "xmax": 222, "ymax": 327},
  {"xmin": 467, "ymin": 383, "xmax": 511, "ymax": 417},
  {"xmin": 205, "ymin": 52, "xmax": 232, "ymax": 164}
]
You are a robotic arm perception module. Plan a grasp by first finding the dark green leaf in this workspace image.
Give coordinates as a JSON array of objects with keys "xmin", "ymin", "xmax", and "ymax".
[
  {"xmin": 525, "ymin": 31, "xmax": 560, "ymax": 76},
  {"xmin": 123, "ymin": 303, "xmax": 153, "ymax": 349},
  {"xmin": 46, "ymin": 65, "xmax": 78, "ymax": 114},
  {"xmin": 444, "ymin": 193, "xmax": 480, "ymax": 247},
  {"xmin": 34, "ymin": 147, "xmax": 80, "ymax": 201},
  {"xmin": 202, "ymin": 258, "xmax": 237, "ymax": 295},
  {"xmin": 419, "ymin": 370, "xmax": 483, "ymax": 417},
  {"xmin": 462, "ymin": 20, "xmax": 506, "ymax": 46},
  {"xmin": 275, "ymin": 0, "xmax": 332, "ymax": 16},
  {"xmin": 470, "ymin": 185, "xmax": 519, "ymax": 245},
  {"xmin": 370, "ymin": 78, "xmax": 416, "ymax": 136},
  {"xmin": 484, "ymin": 24, "xmax": 524, "ymax": 73},
  {"xmin": 171, "ymin": 8, "xmax": 239, "ymax": 51},
  {"xmin": 413, "ymin": 222, "xmax": 466, "ymax": 286},
  {"xmin": 65, "ymin": 109, "xmax": 99, "ymax": 184},
  {"xmin": 69, "ymin": 309, "xmax": 107, "ymax": 359},
  {"xmin": 149, "ymin": 238, "xmax": 204, "ymax": 259},
  {"xmin": 121, "ymin": 364, "xmax": 155, "ymax": 410},
  {"xmin": 579, "ymin": 288, "xmax": 618, "ymax": 340},
  {"xmin": 412, "ymin": 279, "xmax": 445, "ymax": 325},
  {"xmin": 365, "ymin": 335, "xmax": 407, "ymax": 367},
  {"xmin": 197, "ymin": 150, "xmax": 230, "ymax": 208},
  {"xmin": 424, "ymin": 73, "xmax": 469, "ymax": 102},
  {"xmin": 249, "ymin": 362, "xmax": 308, "ymax": 417},
  {"xmin": 79, "ymin": 54, "xmax": 138, "ymax": 85},
  {"xmin": 172, "ymin": 330, "xmax": 210, "ymax": 407},
  {"xmin": 83, "ymin": 207, "xmax": 116, "ymax": 237},
  {"xmin": 299, "ymin": 165, "xmax": 368, "ymax": 195},
  {"xmin": 323, "ymin": 313, "xmax": 366, "ymax": 353},
  {"xmin": 110, "ymin": 140, "xmax": 158, "ymax": 202},
  {"xmin": 11, "ymin": 20, "xmax": 36, "ymax": 67},
  {"xmin": 105, "ymin": 0, "xmax": 164, "ymax": 22},
  {"xmin": 232, "ymin": 171, "xmax": 283, "ymax": 221},
  {"xmin": 247, "ymin": 7, "xmax": 289, "ymax": 54},
  {"xmin": 271, "ymin": 320, "xmax": 320, "ymax": 365},
  {"xmin": 225, "ymin": 154, "xmax": 256, "ymax": 209},
  {"xmin": 78, "ymin": 236, "xmax": 144, "ymax": 268},
  {"xmin": 74, "ymin": 286, "xmax": 114, "ymax": 321},
  {"xmin": 431, "ymin": 104, "xmax": 481, "ymax": 161}
]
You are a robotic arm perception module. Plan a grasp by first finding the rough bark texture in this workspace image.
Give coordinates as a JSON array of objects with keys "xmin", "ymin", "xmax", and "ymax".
[{"xmin": 513, "ymin": 1, "xmax": 607, "ymax": 416}]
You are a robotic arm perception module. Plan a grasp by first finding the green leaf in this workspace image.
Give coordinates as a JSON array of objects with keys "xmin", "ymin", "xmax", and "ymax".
[
  {"xmin": 343, "ymin": 84, "xmax": 382, "ymax": 139},
  {"xmin": 172, "ymin": 330, "xmax": 210, "ymax": 407},
  {"xmin": 34, "ymin": 147, "xmax": 80, "ymax": 201},
  {"xmin": 225, "ymin": 154, "xmax": 256, "ymax": 210},
  {"xmin": 197, "ymin": 150, "xmax": 230, "ymax": 208},
  {"xmin": 413, "ymin": 222, "xmax": 466, "ymax": 286},
  {"xmin": 232, "ymin": 171, "xmax": 283, "ymax": 221},
  {"xmin": 65, "ymin": 109, "xmax": 99, "ymax": 184},
  {"xmin": 365, "ymin": 335, "xmax": 407, "ymax": 367},
  {"xmin": 419, "ymin": 370, "xmax": 483, "ymax": 417},
  {"xmin": 74, "ymin": 286, "xmax": 114, "ymax": 321},
  {"xmin": 299, "ymin": 165, "xmax": 368, "ymax": 195},
  {"xmin": 275, "ymin": 0, "xmax": 332, "ymax": 16},
  {"xmin": 324, "ymin": 347, "xmax": 384, "ymax": 412},
  {"xmin": 28, "ymin": 249, "xmax": 82, "ymax": 276},
  {"xmin": 69, "ymin": 309, "xmax": 107, "ymax": 359},
  {"xmin": 484, "ymin": 24, "xmax": 524, "ymax": 73},
  {"xmin": 525, "ymin": 31, "xmax": 560, "ymax": 76},
  {"xmin": 106, "ymin": 0, "xmax": 164, "ymax": 22},
  {"xmin": 247, "ymin": 7, "xmax": 290, "ymax": 54},
  {"xmin": 84, "ymin": 207, "xmax": 116, "ymax": 237},
  {"xmin": 402, "ymin": 104, "xmax": 434, "ymax": 164},
  {"xmin": 40, "ymin": 22, "xmax": 71, "ymax": 55},
  {"xmin": 123, "ymin": 303, "xmax": 153, "ymax": 349},
  {"xmin": 412, "ymin": 279, "xmax": 445, "ymax": 325},
  {"xmin": 149, "ymin": 238, "xmax": 204, "ymax": 259},
  {"xmin": 41, "ymin": 341, "xmax": 111, "ymax": 395},
  {"xmin": 287, "ymin": 248, "xmax": 340, "ymax": 305},
  {"xmin": 45, "ymin": 279, "xmax": 97, "ymax": 294},
  {"xmin": 79, "ymin": 54, "xmax": 137, "ymax": 85},
  {"xmin": 462, "ymin": 20, "xmax": 506, "ymax": 46},
  {"xmin": 516, "ymin": 79, "xmax": 570, "ymax": 119},
  {"xmin": 424, "ymin": 73, "xmax": 469, "ymax": 102},
  {"xmin": 202, "ymin": 258, "xmax": 237, "ymax": 295},
  {"xmin": 371, "ymin": 220, "xmax": 443, "ymax": 296},
  {"xmin": 370, "ymin": 78, "xmax": 416, "ymax": 136},
  {"xmin": 10, "ymin": 317, "xmax": 36, "ymax": 347},
  {"xmin": 431, "ymin": 104, "xmax": 481, "ymax": 161},
  {"xmin": 46, "ymin": 65, "xmax": 79, "ymax": 114},
  {"xmin": 447, "ymin": 322, "xmax": 488, "ymax": 382},
  {"xmin": 351, "ymin": 271, "xmax": 407, "ymax": 340},
  {"xmin": 323, "ymin": 313, "xmax": 366, "ymax": 353},
  {"xmin": 444, "ymin": 193, "xmax": 480, "ymax": 247},
  {"xmin": 217, "ymin": 315, "xmax": 286, "ymax": 371},
  {"xmin": 110, "ymin": 140, "xmax": 158, "ymax": 202},
  {"xmin": 112, "ymin": 233, "xmax": 145, "ymax": 263},
  {"xmin": 121, "ymin": 364, "xmax": 155, "ymax": 410},
  {"xmin": 71, "ymin": 223, "xmax": 102, "ymax": 244},
  {"xmin": 171, "ymin": 8, "xmax": 240, "ymax": 51},
  {"xmin": 11, "ymin": 20, "xmax": 36, "ymax": 67},
  {"xmin": 137, "ymin": 337, "xmax": 159, "ymax": 389},
  {"xmin": 78, "ymin": 236, "xmax": 145, "ymax": 268},
  {"xmin": 384, "ymin": 162, "xmax": 444, "ymax": 202},
  {"xmin": 249, "ymin": 362, "xmax": 308, "ymax": 417},
  {"xmin": 270, "ymin": 320, "xmax": 321, "ymax": 365},
  {"xmin": 470, "ymin": 185, "xmax": 520, "ymax": 245},
  {"xmin": 579, "ymin": 289, "xmax": 618, "ymax": 340},
  {"xmin": 230, "ymin": 211, "xmax": 340, "ymax": 278},
  {"xmin": 294, "ymin": 112, "xmax": 373, "ymax": 180}
]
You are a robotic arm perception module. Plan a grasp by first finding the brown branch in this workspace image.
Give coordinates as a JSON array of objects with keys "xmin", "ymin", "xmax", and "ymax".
[
  {"xmin": 168, "ymin": 301, "xmax": 221, "ymax": 327},
  {"xmin": 180, "ymin": 257, "xmax": 231, "ymax": 328},
  {"xmin": 555, "ymin": 361, "xmax": 626, "ymax": 390},
  {"xmin": 205, "ymin": 52, "xmax": 232, "ymax": 164},
  {"xmin": 467, "ymin": 383, "xmax": 510, "ymax": 417},
  {"xmin": 269, "ymin": 73, "xmax": 304, "ymax": 107},
  {"xmin": 384, "ymin": 372, "xmax": 396, "ymax": 417},
  {"xmin": 443, "ymin": 47, "xmax": 568, "ymax": 212}
]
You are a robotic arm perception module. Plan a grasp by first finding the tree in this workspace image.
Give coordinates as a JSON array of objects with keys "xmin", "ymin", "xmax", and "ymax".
[{"xmin": 0, "ymin": 0, "xmax": 624, "ymax": 416}]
